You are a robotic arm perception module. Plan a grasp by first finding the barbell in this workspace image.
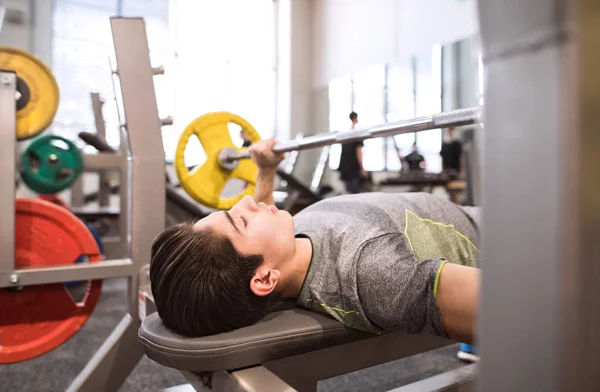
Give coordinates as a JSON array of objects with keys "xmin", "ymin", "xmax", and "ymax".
[{"xmin": 175, "ymin": 107, "xmax": 483, "ymax": 209}]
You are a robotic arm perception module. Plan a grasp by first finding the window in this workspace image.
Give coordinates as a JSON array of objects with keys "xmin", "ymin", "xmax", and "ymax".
[
  {"xmin": 51, "ymin": 0, "xmax": 274, "ymax": 165},
  {"xmin": 386, "ymin": 61, "xmax": 415, "ymax": 170},
  {"xmin": 327, "ymin": 75, "xmax": 353, "ymax": 170},
  {"xmin": 326, "ymin": 46, "xmax": 445, "ymax": 172},
  {"xmin": 173, "ymin": 0, "xmax": 275, "ymax": 166},
  {"xmin": 415, "ymin": 45, "xmax": 442, "ymax": 172},
  {"xmin": 478, "ymin": 53, "xmax": 484, "ymax": 105},
  {"xmin": 52, "ymin": 1, "xmax": 120, "ymax": 144},
  {"xmin": 51, "ymin": 0, "xmax": 172, "ymax": 150},
  {"xmin": 352, "ymin": 65, "xmax": 385, "ymax": 171}
]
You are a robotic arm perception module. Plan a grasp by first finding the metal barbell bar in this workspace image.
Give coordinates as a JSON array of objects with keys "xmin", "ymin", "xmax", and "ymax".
[
  {"xmin": 175, "ymin": 107, "xmax": 484, "ymax": 209},
  {"xmin": 221, "ymin": 106, "xmax": 482, "ymax": 166}
]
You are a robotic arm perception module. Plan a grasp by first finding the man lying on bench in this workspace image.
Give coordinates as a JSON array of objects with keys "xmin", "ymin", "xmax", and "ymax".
[{"xmin": 149, "ymin": 139, "xmax": 480, "ymax": 346}]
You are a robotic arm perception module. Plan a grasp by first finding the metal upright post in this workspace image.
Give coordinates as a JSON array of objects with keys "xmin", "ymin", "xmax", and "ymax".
[
  {"xmin": 67, "ymin": 17, "xmax": 166, "ymax": 392},
  {"xmin": 0, "ymin": 4, "xmax": 5, "ymax": 34},
  {"xmin": 70, "ymin": 177, "xmax": 84, "ymax": 207},
  {"xmin": 478, "ymin": 0, "xmax": 600, "ymax": 391},
  {"xmin": 90, "ymin": 92, "xmax": 111, "ymax": 207},
  {"xmin": 110, "ymin": 15, "xmax": 165, "ymax": 319},
  {"xmin": 0, "ymin": 71, "xmax": 16, "ymax": 280}
]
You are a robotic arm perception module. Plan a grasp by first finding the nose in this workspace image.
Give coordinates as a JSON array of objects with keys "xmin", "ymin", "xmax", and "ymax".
[{"xmin": 236, "ymin": 195, "xmax": 259, "ymax": 212}]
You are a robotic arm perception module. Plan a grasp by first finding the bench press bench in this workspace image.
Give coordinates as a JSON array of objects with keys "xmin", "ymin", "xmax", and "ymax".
[{"xmin": 139, "ymin": 307, "xmax": 459, "ymax": 392}]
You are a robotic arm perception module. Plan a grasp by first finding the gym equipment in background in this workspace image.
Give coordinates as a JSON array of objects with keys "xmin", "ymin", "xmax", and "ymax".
[
  {"xmin": 0, "ymin": 198, "xmax": 102, "ymax": 364},
  {"xmin": 36, "ymin": 193, "xmax": 106, "ymax": 287},
  {"xmin": 67, "ymin": 222, "xmax": 105, "ymax": 288},
  {"xmin": 78, "ymin": 131, "xmax": 209, "ymax": 224},
  {"xmin": 174, "ymin": 108, "xmax": 481, "ymax": 209},
  {"xmin": 20, "ymin": 135, "xmax": 84, "ymax": 194},
  {"xmin": 0, "ymin": 19, "xmax": 170, "ymax": 390},
  {"xmin": 0, "ymin": 46, "xmax": 59, "ymax": 140}
]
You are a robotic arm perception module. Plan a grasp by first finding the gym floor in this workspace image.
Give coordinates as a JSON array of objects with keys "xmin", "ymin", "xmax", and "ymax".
[{"xmin": 1, "ymin": 279, "xmax": 466, "ymax": 392}]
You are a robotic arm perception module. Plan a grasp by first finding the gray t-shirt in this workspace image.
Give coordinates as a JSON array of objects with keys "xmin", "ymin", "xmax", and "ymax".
[{"xmin": 294, "ymin": 192, "xmax": 480, "ymax": 337}]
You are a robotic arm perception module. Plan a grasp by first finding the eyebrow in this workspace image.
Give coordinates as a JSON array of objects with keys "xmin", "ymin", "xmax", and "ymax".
[{"xmin": 223, "ymin": 211, "xmax": 241, "ymax": 234}]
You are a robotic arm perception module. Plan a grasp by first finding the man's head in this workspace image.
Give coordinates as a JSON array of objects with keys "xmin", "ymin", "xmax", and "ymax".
[
  {"xmin": 446, "ymin": 127, "xmax": 456, "ymax": 141},
  {"xmin": 349, "ymin": 112, "xmax": 358, "ymax": 126},
  {"xmin": 150, "ymin": 195, "xmax": 296, "ymax": 337}
]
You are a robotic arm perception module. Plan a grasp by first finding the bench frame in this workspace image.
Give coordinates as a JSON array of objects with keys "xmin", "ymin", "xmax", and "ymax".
[{"xmin": 172, "ymin": 334, "xmax": 455, "ymax": 392}]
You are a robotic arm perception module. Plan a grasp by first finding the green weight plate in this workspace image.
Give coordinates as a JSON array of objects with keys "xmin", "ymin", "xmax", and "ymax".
[{"xmin": 21, "ymin": 135, "xmax": 83, "ymax": 194}]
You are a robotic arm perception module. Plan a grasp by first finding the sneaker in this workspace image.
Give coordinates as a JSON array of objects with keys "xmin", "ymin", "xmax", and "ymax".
[{"xmin": 457, "ymin": 343, "xmax": 480, "ymax": 363}]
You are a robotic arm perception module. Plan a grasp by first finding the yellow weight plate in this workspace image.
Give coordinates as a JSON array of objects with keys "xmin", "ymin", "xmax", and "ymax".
[
  {"xmin": 0, "ymin": 47, "xmax": 60, "ymax": 140},
  {"xmin": 175, "ymin": 112, "xmax": 261, "ymax": 210}
]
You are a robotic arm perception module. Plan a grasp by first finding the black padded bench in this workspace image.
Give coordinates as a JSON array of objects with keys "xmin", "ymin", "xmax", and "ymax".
[{"xmin": 139, "ymin": 309, "xmax": 454, "ymax": 392}]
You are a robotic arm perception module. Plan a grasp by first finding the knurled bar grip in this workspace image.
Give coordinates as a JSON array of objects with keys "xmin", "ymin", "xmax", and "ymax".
[{"xmin": 224, "ymin": 106, "xmax": 482, "ymax": 163}]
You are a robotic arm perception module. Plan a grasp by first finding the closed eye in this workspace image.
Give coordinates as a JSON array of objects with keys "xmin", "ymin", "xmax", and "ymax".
[{"xmin": 240, "ymin": 216, "xmax": 248, "ymax": 227}]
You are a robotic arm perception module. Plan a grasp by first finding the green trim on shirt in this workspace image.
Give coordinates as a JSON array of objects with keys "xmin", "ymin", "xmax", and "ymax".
[
  {"xmin": 306, "ymin": 299, "xmax": 360, "ymax": 315},
  {"xmin": 433, "ymin": 260, "xmax": 448, "ymax": 298},
  {"xmin": 404, "ymin": 208, "xmax": 479, "ymax": 267}
]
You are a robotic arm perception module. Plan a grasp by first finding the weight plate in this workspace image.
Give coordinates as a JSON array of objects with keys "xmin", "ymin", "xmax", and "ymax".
[
  {"xmin": 67, "ymin": 223, "xmax": 104, "ymax": 288},
  {"xmin": 0, "ymin": 47, "xmax": 60, "ymax": 140},
  {"xmin": 21, "ymin": 135, "xmax": 84, "ymax": 194},
  {"xmin": 175, "ymin": 112, "xmax": 261, "ymax": 210},
  {"xmin": 37, "ymin": 194, "xmax": 69, "ymax": 209},
  {"xmin": 0, "ymin": 199, "xmax": 103, "ymax": 364},
  {"xmin": 15, "ymin": 76, "xmax": 31, "ymax": 111}
]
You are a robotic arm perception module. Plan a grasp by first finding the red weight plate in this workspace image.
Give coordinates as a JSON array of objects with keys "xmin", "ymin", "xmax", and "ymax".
[
  {"xmin": 37, "ymin": 194, "xmax": 69, "ymax": 210},
  {"xmin": 0, "ymin": 198, "xmax": 102, "ymax": 364}
]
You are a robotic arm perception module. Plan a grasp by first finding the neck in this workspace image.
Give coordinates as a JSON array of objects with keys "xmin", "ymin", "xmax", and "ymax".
[{"xmin": 277, "ymin": 237, "xmax": 312, "ymax": 298}]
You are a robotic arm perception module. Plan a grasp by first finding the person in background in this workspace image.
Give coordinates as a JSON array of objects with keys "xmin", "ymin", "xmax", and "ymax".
[
  {"xmin": 338, "ymin": 112, "xmax": 369, "ymax": 193},
  {"xmin": 241, "ymin": 130, "xmax": 253, "ymax": 148},
  {"xmin": 441, "ymin": 127, "xmax": 466, "ymax": 205},
  {"xmin": 440, "ymin": 127, "xmax": 463, "ymax": 175},
  {"xmin": 403, "ymin": 142, "xmax": 426, "ymax": 172}
]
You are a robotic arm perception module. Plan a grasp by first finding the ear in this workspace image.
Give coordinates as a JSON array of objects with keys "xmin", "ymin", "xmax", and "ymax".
[{"xmin": 250, "ymin": 266, "xmax": 281, "ymax": 297}]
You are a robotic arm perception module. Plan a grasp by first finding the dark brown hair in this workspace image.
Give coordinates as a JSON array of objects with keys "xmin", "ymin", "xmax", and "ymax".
[{"xmin": 150, "ymin": 223, "xmax": 272, "ymax": 337}]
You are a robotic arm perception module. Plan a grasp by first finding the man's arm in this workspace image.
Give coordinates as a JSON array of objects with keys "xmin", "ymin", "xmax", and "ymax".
[
  {"xmin": 459, "ymin": 144, "xmax": 465, "ymax": 176},
  {"xmin": 435, "ymin": 263, "xmax": 480, "ymax": 344},
  {"xmin": 357, "ymin": 233, "xmax": 479, "ymax": 343},
  {"xmin": 356, "ymin": 144, "xmax": 363, "ymax": 167},
  {"xmin": 253, "ymin": 168, "xmax": 277, "ymax": 205},
  {"xmin": 440, "ymin": 144, "xmax": 447, "ymax": 170},
  {"xmin": 249, "ymin": 139, "xmax": 285, "ymax": 205},
  {"xmin": 355, "ymin": 143, "xmax": 368, "ymax": 178}
]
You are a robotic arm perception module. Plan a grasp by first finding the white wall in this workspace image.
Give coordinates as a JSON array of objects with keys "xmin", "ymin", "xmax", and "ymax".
[
  {"xmin": 30, "ymin": 0, "xmax": 53, "ymax": 66},
  {"xmin": 312, "ymin": 0, "xmax": 396, "ymax": 87},
  {"xmin": 0, "ymin": 0, "xmax": 30, "ymax": 50},
  {"xmin": 0, "ymin": 0, "xmax": 53, "ymax": 64},
  {"xmin": 312, "ymin": 0, "xmax": 479, "ymax": 87},
  {"xmin": 397, "ymin": 0, "xmax": 479, "ymax": 60}
]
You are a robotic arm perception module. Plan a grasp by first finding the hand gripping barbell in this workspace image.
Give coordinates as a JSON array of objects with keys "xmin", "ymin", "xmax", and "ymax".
[{"xmin": 175, "ymin": 107, "xmax": 482, "ymax": 209}]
